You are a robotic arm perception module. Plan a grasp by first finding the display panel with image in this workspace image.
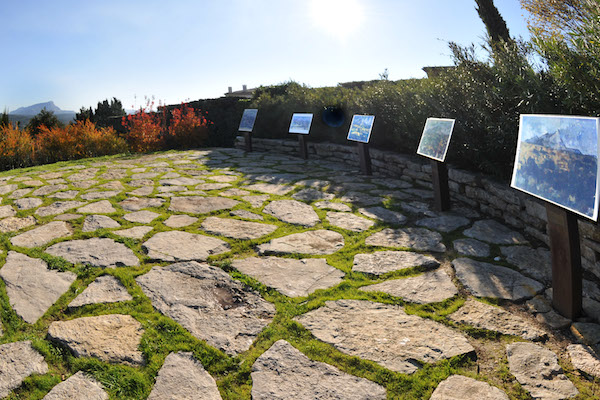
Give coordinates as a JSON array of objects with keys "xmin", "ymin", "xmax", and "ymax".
[
  {"xmin": 347, "ymin": 115, "xmax": 375, "ymax": 143},
  {"xmin": 289, "ymin": 113, "xmax": 313, "ymax": 134},
  {"xmin": 416, "ymin": 117, "xmax": 455, "ymax": 162},
  {"xmin": 511, "ymin": 114, "xmax": 600, "ymax": 220},
  {"xmin": 238, "ymin": 109, "xmax": 258, "ymax": 132}
]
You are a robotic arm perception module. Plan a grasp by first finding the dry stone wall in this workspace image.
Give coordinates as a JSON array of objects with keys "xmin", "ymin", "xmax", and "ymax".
[{"xmin": 235, "ymin": 136, "xmax": 600, "ymax": 280}]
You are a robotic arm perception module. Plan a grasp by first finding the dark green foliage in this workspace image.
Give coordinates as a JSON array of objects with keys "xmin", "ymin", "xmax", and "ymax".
[
  {"xmin": 75, "ymin": 106, "xmax": 93, "ymax": 122},
  {"xmin": 26, "ymin": 108, "xmax": 64, "ymax": 136},
  {"xmin": 475, "ymin": 0, "xmax": 512, "ymax": 43},
  {"xmin": 0, "ymin": 108, "xmax": 9, "ymax": 128},
  {"xmin": 76, "ymin": 98, "xmax": 127, "ymax": 134}
]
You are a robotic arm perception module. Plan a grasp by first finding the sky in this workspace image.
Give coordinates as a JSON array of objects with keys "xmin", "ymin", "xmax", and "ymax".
[{"xmin": 1, "ymin": 0, "xmax": 531, "ymax": 113}]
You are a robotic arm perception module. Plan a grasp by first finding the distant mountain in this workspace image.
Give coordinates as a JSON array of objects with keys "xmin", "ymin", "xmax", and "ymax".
[
  {"xmin": 526, "ymin": 131, "xmax": 583, "ymax": 155},
  {"xmin": 10, "ymin": 101, "xmax": 74, "ymax": 116},
  {"xmin": 8, "ymin": 101, "xmax": 76, "ymax": 126}
]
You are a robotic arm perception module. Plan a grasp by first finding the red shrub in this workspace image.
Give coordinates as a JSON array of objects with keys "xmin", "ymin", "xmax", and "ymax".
[
  {"xmin": 167, "ymin": 103, "xmax": 211, "ymax": 149},
  {"xmin": 0, "ymin": 125, "xmax": 35, "ymax": 170},
  {"xmin": 122, "ymin": 107, "xmax": 164, "ymax": 153}
]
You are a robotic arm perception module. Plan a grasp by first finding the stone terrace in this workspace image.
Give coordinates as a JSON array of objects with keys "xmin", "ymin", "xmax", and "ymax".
[{"xmin": 0, "ymin": 148, "xmax": 598, "ymax": 399}]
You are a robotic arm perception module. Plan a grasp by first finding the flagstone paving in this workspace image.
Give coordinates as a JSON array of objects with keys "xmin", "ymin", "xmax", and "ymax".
[{"xmin": 0, "ymin": 148, "xmax": 599, "ymax": 399}]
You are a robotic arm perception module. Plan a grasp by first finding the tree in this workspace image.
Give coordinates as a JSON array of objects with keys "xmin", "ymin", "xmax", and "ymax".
[
  {"xmin": 94, "ymin": 97, "xmax": 126, "ymax": 129},
  {"xmin": 0, "ymin": 108, "xmax": 9, "ymax": 128},
  {"xmin": 475, "ymin": 0, "xmax": 512, "ymax": 44},
  {"xmin": 26, "ymin": 108, "xmax": 63, "ymax": 136},
  {"xmin": 75, "ymin": 106, "xmax": 94, "ymax": 122}
]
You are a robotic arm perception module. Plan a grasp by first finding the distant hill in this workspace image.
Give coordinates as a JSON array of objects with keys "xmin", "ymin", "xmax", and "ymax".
[
  {"xmin": 525, "ymin": 131, "xmax": 582, "ymax": 155},
  {"xmin": 8, "ymin": 101, "xmax": 75, "ymax": 127}
]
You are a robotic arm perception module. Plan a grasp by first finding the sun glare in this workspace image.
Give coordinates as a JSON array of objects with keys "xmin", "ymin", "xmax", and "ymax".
[{"xmin": 309, "ymin": 0, "xmax": 364, "ymax": 40}]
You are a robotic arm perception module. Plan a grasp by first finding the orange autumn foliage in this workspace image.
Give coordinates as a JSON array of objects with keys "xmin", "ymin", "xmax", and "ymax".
[
  {"xmin": 0, "ymin": 124, "xmax": 35, "ymax": 170},
  {"xmin": 166, "ymin": 103, "xmax": 211, "ymax": 149},
  {"xmin": 35, "ymin": 120, "xmax": 127, "ymax": 164}
]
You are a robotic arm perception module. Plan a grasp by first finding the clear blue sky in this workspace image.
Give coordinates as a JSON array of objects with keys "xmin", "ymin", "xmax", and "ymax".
[{"xmin": 1, "ymin": 0, "xmax": 530, "ymax": 113}]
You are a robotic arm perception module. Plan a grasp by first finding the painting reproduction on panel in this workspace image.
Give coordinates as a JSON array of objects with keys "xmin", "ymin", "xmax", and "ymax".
[
  {"xmin": 511, "ymin": 114, "xmax": 600, "ymax": 220},
  {"xmin": 238, "ymin": 109, "xmax": 258, "ymax": 132},
  {"xmin": 289, "ymin": 113, "xmax": 313, "ymax": 134},
  {"xmin": 347, "ymin": 115, "xmax": 375, "ymax": 143},
  {"xmin": 416, "ymin": 117, "xmax": 455, "ymax": 162}
]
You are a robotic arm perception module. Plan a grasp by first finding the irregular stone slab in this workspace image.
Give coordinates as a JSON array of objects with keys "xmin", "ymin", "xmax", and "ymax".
[
  {"xmin": 207, "ymin": 174, "xmax": 239, "ymax": 183},
  {"xmin": 147, "ymin": 352, "xmax": 221, "ymax": 400},
  {"xmin": 453, "ymin": 258, "xmax": 544, "ymax": 301},
  {"xmin": 326, "ymin": 211, "xmax": 375, "ymax": 232},
  {"xmin": 8, "ymin": 188, "xmax": 32, "ymax": 199},
  {"xmin": 77, "ymin": 200, "xmax": 116, "ymax": 214},
  {"xmin": 158, "ymin": 185, "xmax": 187, "ymax": 193},
  {"xmin": 0, "ymin": 216, "xmax": 36, "ymax": 233},
  {"xmin": 169, "ymin": 196, "xmax": 238, "ymax": 214},
  {"xmin": 0, "ymin": 341, "xmax": 49, "ymax": 398},
  {"xmin": 119, "ymin": 197, "xmax": 164, "ymax": 211},
  {"xmin": 536, "ymin": 310, "xmax": 572, "ymax": 329},
  {"xmin": 295, "ymin": 300, "xmax": 474, "ymax": 374},
  {"xmin": 358, "ymin": 206, "xmax": 406, "ymax": 225},
  {"xmin": 365, "ymin": 228, "xmax": 446, "ymax": 252},
  {"xmin": 82, "ymin": 215, "xmax": 121, "ymax": 232},
  {"xmin": 0, "ymin": 204, "xmax": 16, "ymax": 218},
  {"xmin": 257, "ymin": 230, "xmax": 344, "ymax": 255},
  {"xmin": 571, "ymin": 322, "xmax": 600, "ymax": 345},
  {"xmin": 449, "ymin": 299, "xmax": 546, "ymax": 341},
  {"xmin": 196, "ymin": 182, "xmax": 231, "ymax": 191},
  {"xmin": 142, "ymin": 231, "xmax": 230, "ymax": 262},
  {"xmin": 352, "ymin": 251, "xmax": 439, "ymax": 275},
  {"xmin": 338, "ymin": 191, "xmax": 383, "ymax": 205},
  {"xmin": 36, "ymin": 201, "xmax": 87, "ymax": 217},
  {"xmin": 113, "ymin": 226, "xmax": 153, "ymax": 239},
  {"xmin": 54, "ymin": 213, "xmax": 82, "ymax": 221},
  {"xmin": 252, "ymin": 340, "xmax": 386, "ymax": 400},
  {"xmin": 129, "ymin": 179, "xmax": 154, "ymax": 187},
  {"xmin": 362, "ymin": 269, "xmax": 457, "ymax": 303},
  {"xmin": 164, "ymin": 214, "xmax": 198, "ymax": 228},
  {"xmin": 159, "ymin": 177, "xmax": 203, "ymax": 186},
  {"xmin": 10, "ymin": 221, "xmax": 73, "ymax": 248},
  {"xmin": 453, "ymin": 238, "xmax": 490, "ymax": 257},
  {"xmin": 220, "ymin": 188, "xmax": 250, "ymax": 197},
  {"xmin": 136, "ymin": 262, "xmax": 275, "ymax": 354},
  {"xmin": 201, "ymin": 217, "xmax": 277, "ymax": 240},
  {"xmin": 33, "ymin": 184, "xmax": 68, "ymax": 196},
  {"xmin": 46, "ymin": 238, "xmax": 139, "ymax": 268},
  {"xmin": 292, "ymin": 188, "xmax": 335, "ymax": 202},
  {"xmin": 430, "ymin": 375, "xmax": 509, "ymax": 400},
  {"xmin": 295, "ymin": 179, "xmax": 331, "ymax": 189},
  {"xmin": 14, "ymin": 197, "xmax": 43, "ymax": 210},
  {"xmin": 416, "ymin": 215, "xmax": 471, "ymax": 233},
  {"xmin": 500, "ymin": 245, "xmax": 552, "ymax": 284},
  {"xmin": 263, "ymin": 200, "xmax": 320, "ymax": 227},
  {"xmin": 314, "ymin": 201, "xmax": 352, "ymax": 212},
  {"xmin": 506, "ymin": 342, "xmax": 578, "ymax": 399},
  {"xmin": 100, "ymin": 181, "xmax": 125, "ymax": 190},
  {"xmin": 567, "ymin": 344, "xmax": 600, "ymax": 378},
  {"xmin": 0, "ymin": 184, "xmax": 17, "ymax": 195},
  {"xmin": 230, "ymin": 209, "xmax": 263, "ymax": 220},
  {"xmin": 50, "ymin": 190, "xmax": 79, "ymax": 199},
  {"xmin": 244, "ymin": 183, "xmax": 294, "ymax": 195},
  {"xmin": 48, "ymin": 314, "xmax": 145, "ymax": 366},
  {"xmin": 464, "ymin": 219, "xmax": 528, "ymax": 245},
  {"xmin": 232, "ymin": 256, "xmax": 344, "ymax": 297},
  {"xmin": 131, "ymin": 172, "xmax": 158, "ymax": 180},
  {"xmin": 80, "ymin": 190, "xmax": 121, "ymax": 201},
  {"xmin": 100, "ymin": 169, "xmax": 127, "ymax": 180},
  {"xmin": 0, "ymin": 252, "xmax": 76, "ymax": 323},
  {"xmin": 69, "ymin": 275, "xmax": 132, "ymax": 308},
  {"xmin": 22, "ymin": 179, "xmax": 43, "ymax": 187},
  {"xmin": 42, "ymin": 371, "xmax": 108, "ymax": 400},
  {"xmin": 129, "ymin": 186, "xmax": 154, "ymax": 196},
  {"xmin": 123, "ymin": 210, "xmax": 160, "ymax": 224},
  {"xmin": 67, "ymin": 168, "xmax": 99, "ymax": 181},
  {"xmin": 241, "ymin": 194, "xmax": 270, "ymax": 208}
]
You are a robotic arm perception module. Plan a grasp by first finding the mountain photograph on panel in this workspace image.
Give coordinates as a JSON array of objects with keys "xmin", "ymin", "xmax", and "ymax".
[
  {"xmin": 289, "ymin": 113, "xmax": 313, "ymax": 134},
  {"xmin": 511, "ymin": 114, "xmax": 600, "ymax": 220},
  {"xmin": 238, "ymin": 109, "xmax": 258, "ymax": 132},
  {"xmin": 347, "ymin": 115, "xmax": 375, "ymax": 143},
  {"xmin": 416, "ymin": 117, "xmax": 455, "ymax": 162}
]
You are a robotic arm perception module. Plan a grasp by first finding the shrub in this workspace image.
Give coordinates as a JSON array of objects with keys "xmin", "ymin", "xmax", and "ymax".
[
  {"xmin": 35, "ymin": 120, "xmax": 127, "ymax": 164},
  {"xmin": 0, "ymin": 125, "xmax": 35, "ymax": 170},
  {"xmin": 165, "ymin": 103, "xmax": 211, "ymax": 149},
  {"xmin": 121, "ymin": 107, "xmax": 164, "ymax": 153}
]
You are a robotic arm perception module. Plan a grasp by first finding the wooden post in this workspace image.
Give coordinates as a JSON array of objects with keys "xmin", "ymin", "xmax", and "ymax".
[
  {"xmin": 431, "ymin": 159, "xmax": 450, "ymax": 212},
  {"xmin": 298, "ymin": 135, "xmax": 308, "ymax": 159},
  {"xmin": 243, "ymin": 132, "xmax": 252, "ymax": 152},
  {"xmin": 545, "ymin": 203, "xmax": 582, "ymax": 319},
  {"xmin": 357, "ymin": 143, "xmax": 372, "ymax": 175}
]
